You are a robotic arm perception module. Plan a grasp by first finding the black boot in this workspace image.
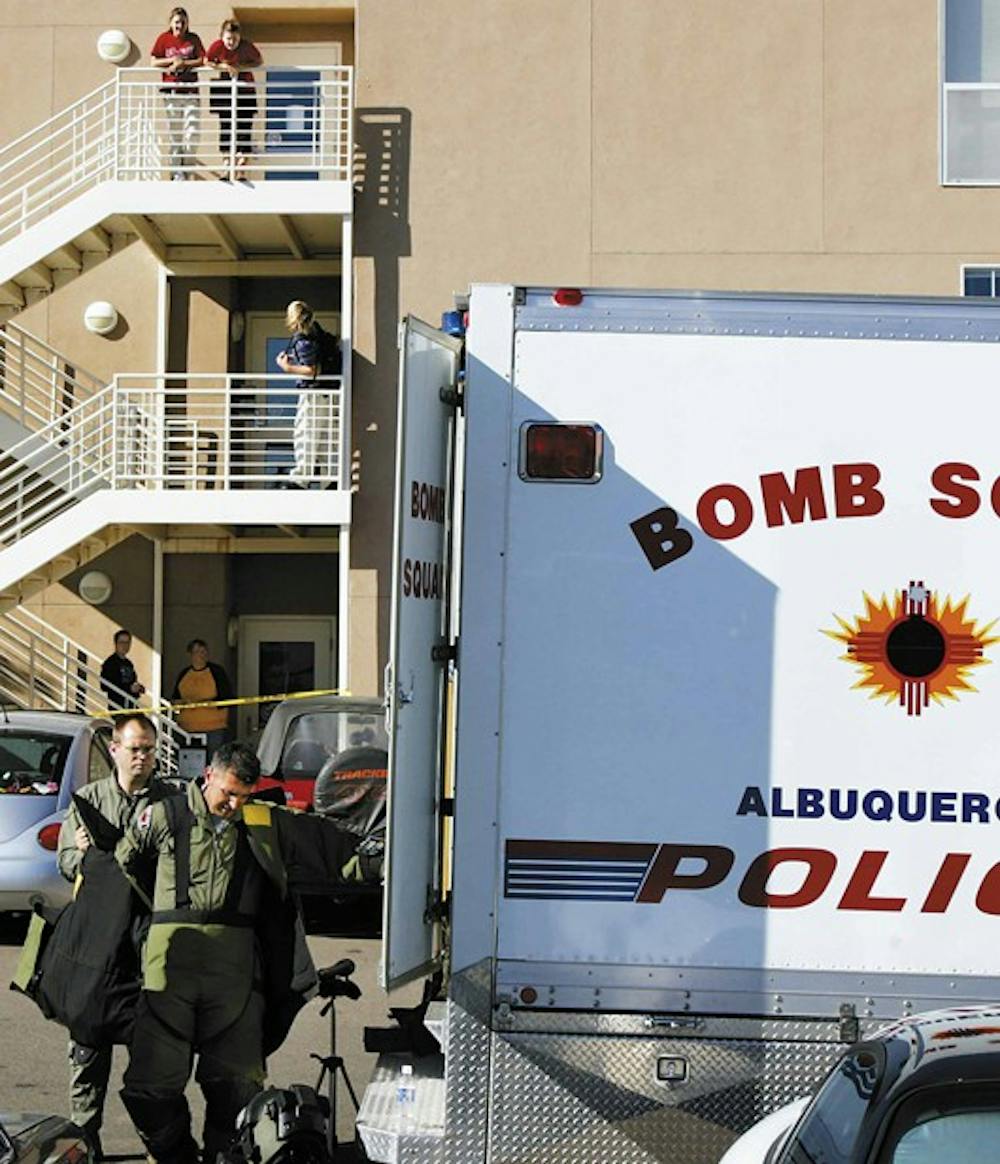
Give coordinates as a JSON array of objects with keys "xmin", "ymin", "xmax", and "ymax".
[
  {"xmin": 121, "ymin": 1089, "xmax": 199, "ymax": 1164},
  {"xmin": 201, "ymin": 1080, "xmax": 261, "ymax": 1164}
]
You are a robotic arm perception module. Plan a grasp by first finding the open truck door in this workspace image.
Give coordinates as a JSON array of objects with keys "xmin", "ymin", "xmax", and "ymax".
[{"xmin": 382, "ymin": 316, "xmax": 463, "ymax": 989}]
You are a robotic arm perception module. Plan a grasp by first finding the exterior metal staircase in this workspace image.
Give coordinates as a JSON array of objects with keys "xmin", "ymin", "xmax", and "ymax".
[
  {"xmin": 0, "ymin": 366, "xmax": 347, "ymax": 605},
  {"xmin": 0, "ymin": 324, "xmax": 129, "ymax": 606},
  {"xmin": 0, "ymin": 66, "xmax": 353, "ymax": 311},
  {"xmin": 0, "ymin": 68, "xmax": 355, "ymax": 711},
  {"xmin": 0, "ymin": 321, "xmax": 103, "ymax": 436},
  {"xmin": 0, "ymin": 603, "xmax": 197, "ymax": 771}
]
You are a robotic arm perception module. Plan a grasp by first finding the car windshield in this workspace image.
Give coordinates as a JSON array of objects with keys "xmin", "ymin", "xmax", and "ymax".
[
  {"xmin": 0, "ymin": 730, "xmax": 71, "ymax": 796},
  {"xmin": 279, "ymin": 711, "xmax": 388, "ymax": 780}
]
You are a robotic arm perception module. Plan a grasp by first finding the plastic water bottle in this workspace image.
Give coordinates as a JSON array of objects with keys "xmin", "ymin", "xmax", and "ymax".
[{"xmin": 396, "ymin": 1063, "xmax": 416, "ymax": 1129}]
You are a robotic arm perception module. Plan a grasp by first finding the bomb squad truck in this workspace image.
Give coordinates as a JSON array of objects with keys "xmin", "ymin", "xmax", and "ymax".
[{"xmin": 355, "ymin": 285, "xmax": 1000, "ymax": 1163}]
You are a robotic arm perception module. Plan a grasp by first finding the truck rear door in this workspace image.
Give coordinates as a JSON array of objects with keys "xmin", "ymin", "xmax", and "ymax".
[{"xmin": 382, "ymin": 316, "xmax": 462, "ymax": 989}]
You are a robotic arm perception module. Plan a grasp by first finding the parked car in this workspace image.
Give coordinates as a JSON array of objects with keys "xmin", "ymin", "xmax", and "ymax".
[
  {"xmin": 0, "ymin": 710, "xmax": 114, "ymax": 914},
  {"xmin": 720, "ymin": 1005, "xmax": 1000, "ymax": 1164},
  {"xmin": 0, "ymin": 1110, "xmax": 92, "ymax": 1164},
  {"xmin": 256, "ymin": 695, "xmax": 387, "ymax": 813}
]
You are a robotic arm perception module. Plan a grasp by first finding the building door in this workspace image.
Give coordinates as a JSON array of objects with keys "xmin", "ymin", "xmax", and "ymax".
[
  {"xmin": 257, "ymin": 44, "xmax": 343, "ymax": 180},
  {"xmin": 237, "ymin": 615, "xmax": 336, "ymax": 739}
]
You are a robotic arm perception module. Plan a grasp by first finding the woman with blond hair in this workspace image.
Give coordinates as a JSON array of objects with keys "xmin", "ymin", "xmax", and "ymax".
[{"xmin": 276, "ymin": 301, "xmax": 330, "ymax": 483}]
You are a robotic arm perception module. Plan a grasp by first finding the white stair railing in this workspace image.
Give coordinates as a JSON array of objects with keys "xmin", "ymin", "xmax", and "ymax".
[
  {"xmin": 0, "ymin": 82, "xmax": 117, "ymax": 245},
  {"xmin": 0, "ymin": 605, "xmax": 197, "ymax": 773},
  {"xmin": 0, "ymin": 387, "xmax": 116, "ymax": 550},
  {"xmin": 0, "ymin": 321, "xmax": 104, "ymax": 430},
  {"xmin": 0, "ymin": 373, "xmax": 344, "ymax": 551},
  {"xmin": 0, "ymin": 65, "xmax": 353, "ymax": 251}
]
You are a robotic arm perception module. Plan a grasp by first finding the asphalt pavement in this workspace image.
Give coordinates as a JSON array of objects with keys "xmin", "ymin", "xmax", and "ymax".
[{"xmin": 0, "ymin": 905, "xmax": 421, "ymax": 1162}]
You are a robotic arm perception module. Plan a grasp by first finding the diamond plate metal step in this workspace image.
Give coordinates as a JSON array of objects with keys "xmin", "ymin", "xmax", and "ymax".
[{"xmin": 356, "ymin": 1051, "xmax": 446, "ymax": 1164}]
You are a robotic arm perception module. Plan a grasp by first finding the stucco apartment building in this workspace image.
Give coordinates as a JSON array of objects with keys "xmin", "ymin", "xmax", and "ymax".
[{"xmin": 0, "ymin": 0, "xmax": 994, "ymax": 737}]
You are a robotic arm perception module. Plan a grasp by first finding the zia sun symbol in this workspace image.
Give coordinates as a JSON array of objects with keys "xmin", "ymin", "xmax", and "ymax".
[{"xmin": 825, "ymin": 580, "xmax": 999, "ymax": 717}]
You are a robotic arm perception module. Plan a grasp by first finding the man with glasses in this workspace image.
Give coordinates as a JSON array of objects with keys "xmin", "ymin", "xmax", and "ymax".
[
  {"xmin": 116, "ymin": 741, "xmax": 357, "ymax": 1164},
  {"xmin": 56, "ymin": 713, "xmax": 174, "ymax": 1161}
]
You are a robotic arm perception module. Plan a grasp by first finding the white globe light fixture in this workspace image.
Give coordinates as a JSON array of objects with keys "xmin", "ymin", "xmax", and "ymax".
[
  {"xmin": 97, "ymin": 29, "xmax": 131, "ymax": 64},
  {"xmin": 78, "ymin": 571, "xmax": 113, "ymax": 606},
  {"xmin": 84, "ymin": 301, "xmax": 119, "ymax": 336}
]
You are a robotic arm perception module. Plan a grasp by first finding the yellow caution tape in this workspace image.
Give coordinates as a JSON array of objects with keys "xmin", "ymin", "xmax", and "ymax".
[{"xmin": 103, "ymin": 686, "xmax": 356, "ymax": 717}]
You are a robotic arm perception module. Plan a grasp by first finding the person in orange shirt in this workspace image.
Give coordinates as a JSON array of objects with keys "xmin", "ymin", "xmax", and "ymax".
[{"xmin": 170, "ymin": 639, "xmax": 233, "ymax": 757}]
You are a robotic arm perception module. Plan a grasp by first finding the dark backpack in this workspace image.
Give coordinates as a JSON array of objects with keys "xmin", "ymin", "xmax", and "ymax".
[{"xmin": 312, "ymin": 324, "xmax": 342, "ymax": 378}]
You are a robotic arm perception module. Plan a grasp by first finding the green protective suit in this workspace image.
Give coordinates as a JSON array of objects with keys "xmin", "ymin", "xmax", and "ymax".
[{"xmin": 116, "ymin": 779, "xmax": 356, "ymax": 1164}]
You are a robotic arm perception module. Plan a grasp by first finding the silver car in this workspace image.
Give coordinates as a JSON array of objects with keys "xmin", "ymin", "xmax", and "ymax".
[{"xmin": 0, "ymin": 710, "xmax": 114, "ymax": 913}]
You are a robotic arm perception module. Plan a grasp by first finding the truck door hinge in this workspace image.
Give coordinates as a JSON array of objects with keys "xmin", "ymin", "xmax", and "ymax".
[
  {"xmin": 439, "ymin": 383, "xmax": 463, "ymax": 411},
  {"xmin": 423, "ymin": 888, "xmax": 450, "ymax": 926},
  {"xmin": 839, "ymin": 1003, "xmax": 860, "ymax": 1044},
  {"xmin": 431, "ymin": 641, "xmax": 457, "ymax": 664}
]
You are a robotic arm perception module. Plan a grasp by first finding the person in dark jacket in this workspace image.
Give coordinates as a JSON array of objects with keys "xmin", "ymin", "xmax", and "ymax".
[
  {"xmin": 116, "ymin": 743, "xmax": 357, "ymax": 1164},
  {"xmin": 170, "ymin": 638, "xmax": 233, "ymax": 756},
  {"xmin": 54, "ymin": 713, "xmax": 176, "ymax": 1160},
  {"xmin": 275, "ymin": 300, "xmax": 333, "ymax": 483},
  {"xmin": 100, "ymin": 629, "xmax": 146, "ymax": 711}
]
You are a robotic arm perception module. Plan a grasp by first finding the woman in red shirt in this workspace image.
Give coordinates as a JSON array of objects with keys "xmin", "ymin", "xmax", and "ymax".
[
  {"xmin": 150, "ymin": 7, "xmax": 205, "ymax": 180},
  {"xmin": 206, "ymin": 19, "xmax": 263, "ymax": 179}
]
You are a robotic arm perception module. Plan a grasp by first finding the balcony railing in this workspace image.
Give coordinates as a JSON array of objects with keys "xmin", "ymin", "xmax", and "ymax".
[
  {"xmin": 0, "ymin": 373, "xmax": 344, "ymax": 550},
  {"xmin": 943, "ymin": 83, "xmax": 1000, "ymax": 183},
  {"xmin": 0, "ymin": 65, "xmax": 353, "ymax": 246},
  {"xmin": 112, "ymin": 375, "xmax": 343, "ymax": 489}
]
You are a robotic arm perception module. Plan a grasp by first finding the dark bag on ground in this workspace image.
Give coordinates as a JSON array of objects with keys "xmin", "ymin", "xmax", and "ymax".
[{"xmin": 222, "ymin": 1085, "xmax": 330, "ymax": 1164}]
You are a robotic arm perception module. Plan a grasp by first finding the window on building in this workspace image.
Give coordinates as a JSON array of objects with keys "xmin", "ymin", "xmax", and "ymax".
[
  {"xmin": 962, "ymin": 266, "xmax": 1000, "ymax": 294},
  {"xmin": 943, "ymin": 0, "xmax": 1000, "ymax": 183}
]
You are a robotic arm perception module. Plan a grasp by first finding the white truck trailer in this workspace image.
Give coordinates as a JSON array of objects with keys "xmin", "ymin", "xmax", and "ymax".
[{"xmin": 356, "ymin": 285, "xmax": 1000, "ymax": 1163}]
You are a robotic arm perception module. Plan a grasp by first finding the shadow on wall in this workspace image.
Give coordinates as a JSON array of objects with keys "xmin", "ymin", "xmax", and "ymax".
[{"xmin": 350, "ymin": 107, "xmax": 412, "ymax": 672}]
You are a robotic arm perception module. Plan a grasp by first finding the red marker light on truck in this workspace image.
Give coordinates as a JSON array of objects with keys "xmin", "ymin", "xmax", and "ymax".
[
  {"xmin": 37, "ymin": 823, "xmax": 61, "ymax": 851},
  {"xmin": 521, "ymin": 424, "xmax": 603, "ymax": 482},
  {"xmin": 553, "ymin": 288, "xmax": 583, "ymax": 307}
]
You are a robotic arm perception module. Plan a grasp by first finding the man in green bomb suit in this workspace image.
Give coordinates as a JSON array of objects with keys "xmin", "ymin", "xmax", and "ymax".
[{"xmin": 116, "ymin": 740, "xmax": 357, "ymax": 1164}]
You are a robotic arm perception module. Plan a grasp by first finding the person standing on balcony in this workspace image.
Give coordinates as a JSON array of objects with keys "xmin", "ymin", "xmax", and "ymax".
[
  {"xmin": 100, "ymin": 629, "xmax": 146, "ymax": 711},
  {"xmin": 55, "ymin": 713, "xmax": 176, "ymax": 1162},
  {"xmin": 206, "ymin": 20, "xmax": 263, "ymax": 180},
  {"xmin": 170, "ymin": 639, "xmax": 233, "ymax": 757},
  {"xmin": 276, "ymin": 300, "xmax": 339, "ymax": 484},
  {"xmin": 151, "ymin": 7, "xmax": 205, "ymax": 180}
]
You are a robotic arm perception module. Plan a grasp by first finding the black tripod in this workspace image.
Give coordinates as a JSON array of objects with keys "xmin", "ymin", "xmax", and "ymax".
[{"xmin": 310, "ymin": 959, "xmax": 362, "ymax": 1157}]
